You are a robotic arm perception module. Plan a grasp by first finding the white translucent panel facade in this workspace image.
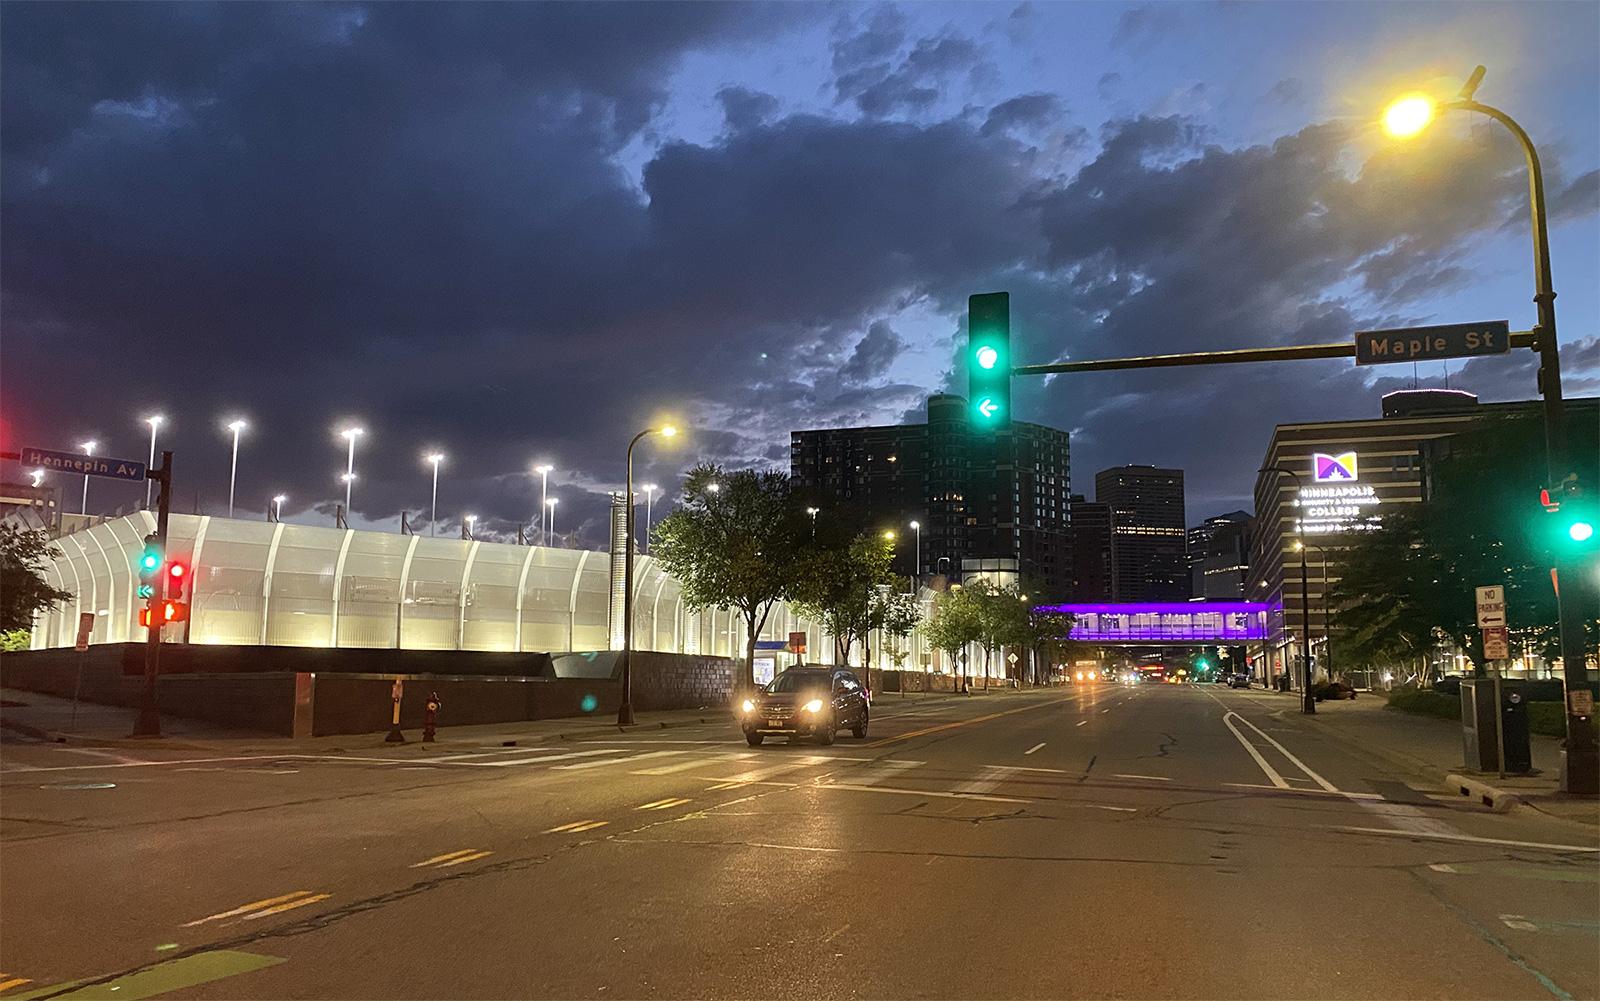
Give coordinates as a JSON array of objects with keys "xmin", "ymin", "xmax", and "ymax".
[{"xmin": 30, "ymin": 516, "xmax": 879, "ymax": 664}]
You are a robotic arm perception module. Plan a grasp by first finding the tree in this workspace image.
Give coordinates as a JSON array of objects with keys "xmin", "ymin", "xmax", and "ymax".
[
  {"xmin": 1327, "ymin": 413, "xmax": 1597, "ymax": 677},
  {"xmin": 1, "ymin": 525, "xmax": 73, "ymax": 634},
  {"xmin": 650, "ymin": 464, "xmax": 808, "ymax": 691},
  {"xmin": 925, "ymin": 586, "xmax": 982, "ymax": 692},
  {"xmin": 879, "ymin": 589, "xmax": 923, "ymax": 669},
  {"xmin": 967, "ymin": 580, "xmax": 1030, "ymax": 688},
  {"xmin": 790, "ymin": 532, "xmax": 896, "ymax": 666},
  {"xmin": 1026, "ymin": 608, "xmax": 1077, "ymax": 685}
]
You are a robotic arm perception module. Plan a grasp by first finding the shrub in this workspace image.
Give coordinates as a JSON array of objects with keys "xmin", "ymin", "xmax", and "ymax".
[{"xmin": 1385, "ymin": 687, "xmax": 1461, "ymax": 722}]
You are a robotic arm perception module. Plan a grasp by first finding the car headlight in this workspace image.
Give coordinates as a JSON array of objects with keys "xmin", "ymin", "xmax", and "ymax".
[
  {"xmin": 804, "ymin": 699, "xmax": 824, "ymax": 713},
  {"xmin": 741, "ymin": 699, "xmax": 756, "ymax": 713}
]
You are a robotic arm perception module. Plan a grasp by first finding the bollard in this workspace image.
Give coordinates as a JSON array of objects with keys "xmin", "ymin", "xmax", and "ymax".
[
  {"xmin": 386, "ymin": 678, "xmax": 405, "ymax": 743},
  {"xmin": 423, "ymin": 692, "xmax": 441, "ymax": 743}
]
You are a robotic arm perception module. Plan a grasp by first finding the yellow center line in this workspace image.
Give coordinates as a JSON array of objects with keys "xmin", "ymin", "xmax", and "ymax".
[
  {"xmin": 240, "ymin": 893, "xmax": 331, "ymax": 921},
  {"xmin": 865, "ymin": 697, "xmax": 1074, "ymax": 747},
  {"xmin": 410, "ymin": 849, "xmax": 478, "ymax": 868},
  {"xmin": 544, "ymin": 819, "xmax": 609, "ymax": 833},
  {"xmin": 0, "ymin": 977, "xmax": 32, "ymax": 993},
  {"xmin": 437, "ymin": 850, "xmax": 494, "ymax": 867},
  {"xmin": 181, "ymin": 891, "xmax": 313, "ymax": 927}
]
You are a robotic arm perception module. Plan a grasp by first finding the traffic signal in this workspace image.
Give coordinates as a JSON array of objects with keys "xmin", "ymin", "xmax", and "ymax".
[
  {"xmin": 139, "ymin": 600, "xmax": 188, "ymax": 628},
  {"xmin": 1541, "ymin": 476, "xmax": 1597, "ymax": 549},
  {"xmin": 137, "ymin": 534, "xmax": 162, "ymax": 601},
  {"xmin": 166, "ymin": 559, "xmax": 188, "ymax": 600},
  {"xmin": 967, "ymin": 291, "xmax": 1011, "ymax": 430}
]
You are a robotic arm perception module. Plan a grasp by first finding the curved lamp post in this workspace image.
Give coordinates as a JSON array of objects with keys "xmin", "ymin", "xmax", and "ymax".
[{"xmin": 620, "ymin": 424, "xmax": 677, "ymax": 725}]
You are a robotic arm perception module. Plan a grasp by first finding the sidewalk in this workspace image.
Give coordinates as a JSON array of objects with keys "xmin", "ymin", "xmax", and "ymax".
[
  {"xmin": 0, "ymin": 685, "xmax": 1006, "ymax": 756},
  {"xmin": 1258, "ymin": 687, "xmax": 1600, "ymax": 829}
]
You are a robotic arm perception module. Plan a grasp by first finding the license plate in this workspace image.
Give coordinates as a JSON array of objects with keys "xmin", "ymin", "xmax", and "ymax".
[{"xmin": 767, "ymin": 718, "xmax": 783, "ymax": 728}]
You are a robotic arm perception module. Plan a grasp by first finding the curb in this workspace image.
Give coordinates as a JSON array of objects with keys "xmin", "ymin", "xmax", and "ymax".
[
  {"xmin": 0, "ymin": 716, "xmax": 62, "ymax": 743},
  {"xmin": 1445, "ymin": 772, "xmax": 1520, "ymax": 813}
]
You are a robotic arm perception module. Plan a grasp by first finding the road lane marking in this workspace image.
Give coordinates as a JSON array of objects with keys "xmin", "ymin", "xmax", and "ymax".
[
  {"xmin": 952, "ymin": 765, "xmax": 1009, "ymax": 796},
  {"xmin": 551, "ymin": 750, "xmax": 687, "ymax": 770},
  {"xmin": 1336, "ymin": 827, "xmax": 1599, "ymax": 853},
  {"xmin": 410, "ymin": 849, "xmax": 478, "ymax": 868},
  {"xmin": 407, "ymin": 747, "xmax": 573, "ymax": 763},
  {"xmin": 1430, "ymin": 863, "xmax": 1459, "ymax": 873},
  {"xmin": 181, "ymin": 891, "xmax": 316, "ymax": 927},
  {"xmin": 240, "ymin": 893, "xmax": 330, "ymax": 920},
  {"xmin": 11, "ymin": 951, "xmax": 285, "ymax": 1001},
  {"xmin": 1223, "ymin": 782, "xmax": 1382, "ymax": 800},
  {"xmin": 1221, "ymin": 712, "xmax": 1289, "ymax": 789},
  {"xmin": 638, "ymin": 797, "xmax": 692, "ymax": 811},
  {"xmin": 987, "ymin": 764, "xmax": 1074, "ymax": 774},
  {"xmin": 1500, "ymin": 915, "xmax": 1539, "ymax": 932},
  {"xmin": 822, "ymin": 783, "xmax": 1030, "ymax": 804},
  {"xmin": 822, "ymin": 924, "xmax": 850, "ymax": 944},
  {"xmin": 1024, "ymin": 742, "xmax": 1046, "ymax": 755},
  {"xmin": 544, "ymin": 820, "xmax": 609, "ymax": 834},
  {"xmin": 712, "ymin": 757, "xmax": 835, "ymax": 784},
  {"xmin": 1224, "ymin": 711, "xmax": 1338, "ymax": 792},
  {"xmin": 633, "ymin": 752, "xmax": 754, "ymax": 775},
  {"xmin": 865, "ymin": 697, "xmax": 1073, "ymax": 747},
  {"xmin": 1100, "ymin": 708, "xmax": 1111, "ymax": 714},
  {"xmin": 437, "ymin": 851, "xmax": 494, "ymax": 867},
  {"xmin": 0, "ymin": 977, "xmax": 31, "ymax": 993},
  {"xmin": 847, "ymin": 760, "xmax": 924, "ymax": 786},
  {"xmin": 476, "ymin": 748, "xmax": 630, "ymax": 768},
  {"xmin": 1076, "ymin": 720, "xmax": 1088, "ymax": 727},
  {"xmin": 1114, "ymin": 774, "xmax": 1171, "ymax": 782}
]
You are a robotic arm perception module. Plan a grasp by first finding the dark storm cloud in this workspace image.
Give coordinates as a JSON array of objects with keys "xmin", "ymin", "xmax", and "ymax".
[
  {"xmin": 830, "ymin": 8, "xmax": 991, "ymax": 118},
  {"xmin": 841, "ymin": 320, "xmax": 906, "ymax": 382},
  {"xmin": 716, "ymin": 86, "xmax": 780, "ymax": 132},
  {"xmin": 981, "ymin": 93, "xmax": 1061, "ymax": 137}
]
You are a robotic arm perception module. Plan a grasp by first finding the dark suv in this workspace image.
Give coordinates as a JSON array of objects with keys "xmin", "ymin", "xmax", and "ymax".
[{"xmin": 739, "ymin": 668, "xmax": 869, "ymax": 746}]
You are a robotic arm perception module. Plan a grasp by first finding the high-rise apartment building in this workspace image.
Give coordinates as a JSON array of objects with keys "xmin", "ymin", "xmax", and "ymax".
[{"xmin": 1095, "ymin": 465, "xmax": 1188, "ymax": 602}]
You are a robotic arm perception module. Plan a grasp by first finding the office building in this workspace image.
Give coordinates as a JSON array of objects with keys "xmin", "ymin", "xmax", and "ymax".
[
  {"xmin": 791, "ymin": 395, "xmax": 1072, "ymax": 594},
  {"xmin": 1095, "ymin": 465, "xmax": 1188, "ymax": 602},
  {"xmin": 1188, "ymin": 511, "xmax": 1252, "ymax": 601},
  {"xmin": 1068, "ymin": 495, "xmax": 1114, "ymax": 602}
]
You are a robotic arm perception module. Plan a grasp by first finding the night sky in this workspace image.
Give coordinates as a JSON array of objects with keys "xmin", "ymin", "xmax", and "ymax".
[{"xmin": 4, "ymin": 2, "xmax": 1597, "ymax": 546}]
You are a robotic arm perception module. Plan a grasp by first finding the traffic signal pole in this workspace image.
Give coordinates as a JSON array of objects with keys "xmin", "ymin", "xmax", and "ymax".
[{"xmin": 134, "ymin": 450, "xmax": 172, "ymax": 738}]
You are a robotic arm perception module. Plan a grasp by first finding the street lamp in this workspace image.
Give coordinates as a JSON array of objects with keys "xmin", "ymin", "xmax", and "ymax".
[
  {"xmin": 426, "ymin": 453, "xmax": 445, "ymax": 537},
  {"xmin": 1260, "ymin": 464, "xmax": 1315, "ymax": 715},
  {"xmin": 78, "ymin": 440, "xmax": 97, "ymax": 515},
  {"xmin": 806, "ymin": 506, "xmax": 819, "ymax": 539},
  {"xmin": 340, "ymin": 428, "xmax": 364, "ymax": 512},
  {"xmin": 1295, "ymin": 539, "xmax": 1334, "ymax": 684},
  {"xmin": 620, "ymin": 423, "xmax": 679, "ymax": 725},
  {"xmin": 465, "ymin": 514, "xmax": 477, "ymax": 540},
  {"xmin": 641, "ymin": 483, "xmax": 659, "ymax": 555},
  {"xmin": 534, "ymin": 463, "xmax": 553, "ymax": 544},
  {"xmin": 143, "ymin": 416, "xmax": 164, "ymax": 508},
  {"xmin": 545, "ymin": 497, "xmax": 559, "ymax": 545},
  {"xmin": 273, "ymin": 494, "xmax": 287, "ymax": 523},
  {"xmin": 225, "ymin": 419, "xmax": 248, "ymax": 518},
  {"xmin": 1383, "ymin": 66, "xmax": 1596, "ymax": 793},
  {"xmin": 29, "ymin": 469, "xmax": 44, "ymax": 488},
  {"xmin": 909, "ymin": 520, "xmax": 921, "ymax": 576}
]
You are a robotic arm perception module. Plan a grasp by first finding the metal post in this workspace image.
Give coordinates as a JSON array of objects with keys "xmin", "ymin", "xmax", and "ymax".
[
  {"xmin": 133, "ymin": 450, "xmax": 172, "ymax": 737},
  {"xmin": 145, "ymin": 421, "xmax": 158, "ymax": 509},
  {"xmin": 430, "ymin": 460, "xmax": 440, "ymax": 537},
  {"xmin": 644, "ymin": 486, "xmax": 655, "ymax": 555},
  {"xmin": 1261, "ymin": 465, "xmax": 1314, "ymax": 714},
  {"xmin": 619, "ymin": 429, "xmax": 651, "ymax": 726},
  {"xmin": 228, "ymin": 425, "xmax": 242, "ymax": 518}
]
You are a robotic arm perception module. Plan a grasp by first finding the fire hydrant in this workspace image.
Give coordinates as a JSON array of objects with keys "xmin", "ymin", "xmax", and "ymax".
[{"xmin": 423, "ymin": 692, "xmax": 442, "ymax": 742}]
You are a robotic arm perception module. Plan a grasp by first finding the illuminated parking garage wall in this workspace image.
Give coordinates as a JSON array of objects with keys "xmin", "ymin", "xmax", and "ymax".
[{"xmin": 29, "ymin": 514, "xmax": 941, "ymax": 670}]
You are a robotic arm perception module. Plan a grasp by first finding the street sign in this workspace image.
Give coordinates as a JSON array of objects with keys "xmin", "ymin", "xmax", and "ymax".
[
  {"xmin": 75, "ymin": 612, "xmax": 95, "ymax": 652},
  {"xmin": 787, "ymin": 631, "xmax": 807, "ymax": 654},
  {"xmin": 1571, "ymin": 690, "xmax": 1594, "ymax": 717},
  {"xmin": 21, "ymin": 446, "xmax": 147, "ymax": 482},
  {"xmin": 1474, "ymin": 586, "xmax": 1507, "ymax": 628},
  {"xmin": 1353, "ymin": 320, "xmax": 1510, "ymax": 366},
  {"xmin": 1482, "ymin": 626, "xmax": 1510, "ymax": 661},
  {"xmin": 1007, "ymin": 652, "xmax": 1019, "ymax": 664}
]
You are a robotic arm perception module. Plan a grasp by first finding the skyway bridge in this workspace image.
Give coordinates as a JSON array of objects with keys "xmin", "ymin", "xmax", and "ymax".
[{"xmin": 1034, "ymin": 601, "xmax": 1276, "ymax": 645}]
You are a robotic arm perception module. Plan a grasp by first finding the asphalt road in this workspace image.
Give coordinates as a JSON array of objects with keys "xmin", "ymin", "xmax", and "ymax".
[{"xmin": 3, "ymin": 683, "xmax": 1597, "ymax": 1000}]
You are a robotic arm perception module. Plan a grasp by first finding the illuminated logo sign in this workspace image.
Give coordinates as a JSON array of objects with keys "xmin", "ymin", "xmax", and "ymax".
[{"xmin": 1312, "ymin": 452, "xmax": 1358, "ymax": 482}]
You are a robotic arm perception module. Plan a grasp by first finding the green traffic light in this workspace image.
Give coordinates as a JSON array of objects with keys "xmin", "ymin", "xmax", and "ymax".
[
  {"xmin": 976, "ymin": 345, "xmax": 999, "ymax": 370},
  {"xmin": 1572, "ymin": 521, "xmax": 1595, "ymax": 543},
  {"xmin": 140, "ymin": 552, "xmax": 160, "ymax": 572}
]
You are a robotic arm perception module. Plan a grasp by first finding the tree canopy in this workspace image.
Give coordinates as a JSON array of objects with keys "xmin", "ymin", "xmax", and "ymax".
[{"xmin": 1, "ymin": 525, "xmax": 74, "ymax": 634}]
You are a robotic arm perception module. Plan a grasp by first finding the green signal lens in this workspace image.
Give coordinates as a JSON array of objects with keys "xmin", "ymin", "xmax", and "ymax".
[
  {"xmin": 140, "ymin": 553, "xmax": 160, "ymax": 571},
  {"xmin": 976, "ymin": 397, "xmax": 1000, "ymax": 420},
  {"xmin": 976, "ymin": 345, "xmax": 999, "ymax": 370},
  {"xmin": 1571, "ymin": 521, "xmax": 1595, "ymax": 543}
]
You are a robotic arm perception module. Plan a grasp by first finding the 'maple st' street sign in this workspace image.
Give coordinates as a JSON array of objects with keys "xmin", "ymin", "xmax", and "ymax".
[
  {"xmin": 1354, "ymin": 320, "xmax": 1510, "ymax": 366},
  {"xmin": 21, "ymin": 446, "xmax": 147, "ymax": 482}
]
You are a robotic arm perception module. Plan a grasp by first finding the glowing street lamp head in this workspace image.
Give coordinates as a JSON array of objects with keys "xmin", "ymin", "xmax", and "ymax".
[
  {"xmin": 882, "ymin": 530, "xmax": 896, "ymax": 541},
  {"xmin": 1382, "ymin": 93, "xmax": 1436, "ymax": 139},
  {"xmin": 80, "ymin": 440, "xmax": 97, "ymax": 455},
  {"xmin": 341, "ymin": 472, "xmax": 356, "ymax": 484},
  {"xmin": 273, "ymin": 494, "xmax": 287, "ymax": 505},
  {"xmin": 341, "ymin": 427, "xmax": 365, "ymax": 441},
  {"xmin": 29, "ymin": 469, "xmax": 44, "ymax": 487},
  {"xmin": 427, "ymin": 452, "xmax": 445, "ymax": 466},
  {"xmin": 806, "ymin": 507, "xmax": 819, "ymax": 516},
  {"xmin": 145, "ymin": 415, "xmax": 165, "ymax": 429},
  {"xmin": 545, "ymin": 497, "xmax": 558, "ymax": 508},
  {"xmin": 706, "ymin": 482, "xmax": 720, "ymax": 494},
  {"xmin": 909, "ymin": 520, "xmax": 920, "ymax": 530},
  {"xmin": 227, "ymin": 419, "xmax": 248, "ymax": 434},
  {"xmin": 658, "ymin": 425, "xmax": 678, "ymax": 438},
  {"xmin": 642, "ymin": 483, "xmax": 658, "ymax": 495},
  {"xmin": 534, "ymin": 463, "xmax": 553, "ymax": 475}
]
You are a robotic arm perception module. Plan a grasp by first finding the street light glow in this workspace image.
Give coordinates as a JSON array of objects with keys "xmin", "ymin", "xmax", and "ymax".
[
  {"xmin": 1382, "ymin": 93, "xmax": 1436, "ymax": 139},
  {"xmin": 341, "ymin": 427, "xmax": 364, "ymax": 440},
  {"xmin": 227, "ymin": 419, "xmax": 248, "ymax": 433},
  {"xmin": 659, "ymin": 425, "xmax": 678, "ymax": 438},
  {"xmin": 145, "ymin": 415, "xmax": 164, "ymax": 429},
  {"xmin": 883, "ymin": 530, "xmax": 895, "ymax": 541},
  {"xmin": 534, "ymin": 463, "xmax": 553, "ymax": 475},
  {"xmin": 909, "ymin": 520, "xmax": 919, "ymax": 529},
  {"xmin": 29, "ymin": 469, "xmax": 44, "ymax": 487},
  {"xmin": 427, "ymin": 452, "xmax": 444, "ymax": 466}
]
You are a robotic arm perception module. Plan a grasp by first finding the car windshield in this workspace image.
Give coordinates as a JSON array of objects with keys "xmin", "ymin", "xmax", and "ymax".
[{"xmin": 765, "ymin": 672, "xmax": 829, "ymax": 694}]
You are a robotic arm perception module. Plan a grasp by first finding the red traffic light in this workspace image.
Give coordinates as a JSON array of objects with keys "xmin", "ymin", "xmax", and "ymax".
[
  {"xmin": 1540, "ymin": 488, "xmax": 1560, "ymax": 512},
  {"xmin": 167, "ymin": 561, "xmax": 187, "ymax": 579}
]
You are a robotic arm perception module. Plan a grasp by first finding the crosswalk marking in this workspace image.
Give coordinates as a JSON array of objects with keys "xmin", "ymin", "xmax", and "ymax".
[
  {"xmin": 240, "ymin": 893, "xmax": 331, "ymax": 920},
  {"xmin": 552, "ymin": 750, "xmax": 687, "ymax": 771},
  {"xmin": 182, "ymin": 891, "xmax": 318, "ymax": 927},
  {"xmin": 544, "ymin": 819, "xmax": 609, "ymax": 834},
  {"xmin": 952, "ymin": 765, "xmax": 1009, "ymax": 795},
  {"xmin": 408, "ymin": 747, "xmax": 571, "ymax": 764},
  {"xmin": 633, "ymin": 752, "xmax": 754, "ymax": 775},
  {"xmin": 638, "ymin": 797, "xmax": 692, "ymax": 811},
  {"xmin": 848, "ymin": 760, "xmax": 924, "ymax": 787},
  {"xmin": 474, "ymin": 748, "xmax": 628, "ymax": 768},
  {"xmin": 712, "ymin": 757, "xmax": 837, "ymax": 784}
]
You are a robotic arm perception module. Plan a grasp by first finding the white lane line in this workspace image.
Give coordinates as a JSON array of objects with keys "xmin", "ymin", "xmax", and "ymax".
[
  {"xmin": 1075, "ymin": 720, "xmax": 1088, "ymax": 727},
  {"xmin": 56, "ymin": 747, "xmax": 145, "ymax": 765},
  {"xmin": 952, "ymin": 765, "xmax": 1010, "ymax": 796},
  {"xmin": 1221, "ymin": 712, "xmax": 1289, "ymax": 789},
  {"xmin": 475, "ymin": 748, "xmax": 630, "ymax": 768},
  {"xmin": 849, "ymin": 760, "xmax": 924, "ymax": 787},
  {"xmin": 1100, "ymin": 708, "xmax": 1112, "ymax": 714},
  {"xmin": 1227, "ymin": 712, "xmax": 1338, "ymax": 793},
  {"xmin": 633, "ymin": 752, "xmax": 754, "ymax": 775},
  {"xmin": 1222, "ymin": 782, "xmax": 1382, "ymax": 800},
  {"xmin": 1024, "ymin": 742, "xmax": 1046, "ymax": 755},
  {"xmin": 988, "ymin": 764, "xmax": 1074, "ymax": 774},
  {"xmin": 551, "ymin": 750, "xmax": 687, "ymax": 771},
  {"xmin": 1336, "ymin": 827, "xmax": 1599, "ymax": 854},
  {"xmin": 713, "ymin": 757, "xmax": 836, "ymax": 784},
  {"xmin": 407, "ymin": 747, "xmax": 573, "ymax": 763},
  {"xmin": 1114, "ymin": 774, "xmax": 1171, "ymax": 782}
]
